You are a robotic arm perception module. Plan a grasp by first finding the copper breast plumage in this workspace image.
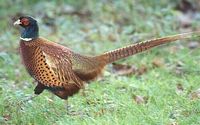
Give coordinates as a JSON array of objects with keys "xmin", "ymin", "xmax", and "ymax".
[{"xmin": 19, "ymin": 38, "xmax": 83, "ymax": 89}]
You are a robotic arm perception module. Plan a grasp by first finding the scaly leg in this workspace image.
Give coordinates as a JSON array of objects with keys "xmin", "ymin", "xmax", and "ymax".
[
  {"xmin": 65, "ymin": 100, "xmax": 71, "ymax": 115},
  {"xmin": 19, "ymin": 83, "xmax": 45, "ymax": 105},
  {"xmin": 23, "ymin": 94, "xmax": 38, "ymax": 102}
]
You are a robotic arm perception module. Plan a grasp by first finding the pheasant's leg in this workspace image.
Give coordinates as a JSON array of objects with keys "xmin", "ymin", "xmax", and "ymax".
[
  {"xmin": 24, "ymin": 94, "xmax": 38, "ymax": 102},
  {"xmin": 34, "ymin": 83, "xmax": 46, "ymax": 95},
  {"xmin": 81, "ymin": 84, "xmax": 91, "ymax": 106},
  {"xmin": 80, "ymin": 86, "xmax": 86, "ymax": 97},
  {"xmin": 20, "ymin": 83, "xmax": 45, "ymax": 105},
  {"xmin": 65, "ymin": 100, "xmax": 71, "ymax": 115},
  {"xmin": 19, "ymin": 94, "xmax": 38, "ymax": 106}
]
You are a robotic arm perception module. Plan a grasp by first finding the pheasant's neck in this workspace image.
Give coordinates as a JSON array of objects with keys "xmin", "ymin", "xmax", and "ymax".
[{"xmin": 21, "ymin": 25, "xmax": 39, "ymax": 41}]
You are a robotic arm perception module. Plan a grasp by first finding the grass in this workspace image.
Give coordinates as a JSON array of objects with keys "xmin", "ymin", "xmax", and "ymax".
[{"xmin": 0, "ymin": 0, "xmax": 200, "ymax": 124}]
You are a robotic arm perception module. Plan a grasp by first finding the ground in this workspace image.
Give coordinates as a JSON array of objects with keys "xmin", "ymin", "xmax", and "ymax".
[{"xmin": 0, "ymin": 0, "xmax": 200, "ymax": 124}]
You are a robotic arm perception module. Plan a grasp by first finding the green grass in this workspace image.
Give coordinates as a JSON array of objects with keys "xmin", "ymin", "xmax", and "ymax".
[{"xmin": 0, "ymin": 0, "xmax": 200, "ymax": 124}]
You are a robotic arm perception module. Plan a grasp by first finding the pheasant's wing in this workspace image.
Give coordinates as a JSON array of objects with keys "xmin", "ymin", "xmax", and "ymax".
[{"xmin": 37, "ymin": 43, "xmax": 84, "ymax": 89}]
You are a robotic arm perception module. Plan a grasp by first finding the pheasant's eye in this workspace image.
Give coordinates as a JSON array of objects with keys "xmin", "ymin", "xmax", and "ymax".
[{"xmin": 21, "ymin": 18, "xmax": 30, "ymax": 26}]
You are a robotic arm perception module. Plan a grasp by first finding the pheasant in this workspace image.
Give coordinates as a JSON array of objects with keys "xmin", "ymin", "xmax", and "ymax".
[{"xmin": 14, "ymin": 16, "xmax": 200, "ymax": 100}]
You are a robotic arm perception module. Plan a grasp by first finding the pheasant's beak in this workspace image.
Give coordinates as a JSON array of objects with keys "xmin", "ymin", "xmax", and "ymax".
[{"xmin": 14, "ymin": 19, "xmax": 22, "ymax": 25}]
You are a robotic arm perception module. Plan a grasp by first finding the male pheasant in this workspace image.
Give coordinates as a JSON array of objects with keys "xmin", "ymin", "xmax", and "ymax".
[{"xmin": 14, "ymin": 16, "xmax": 199, "ymax": 100}]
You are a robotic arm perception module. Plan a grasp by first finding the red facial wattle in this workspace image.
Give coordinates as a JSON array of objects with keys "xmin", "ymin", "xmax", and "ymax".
[{"xmin": 21, "ymin": 18, "xmax": 30, "ymax": 26}]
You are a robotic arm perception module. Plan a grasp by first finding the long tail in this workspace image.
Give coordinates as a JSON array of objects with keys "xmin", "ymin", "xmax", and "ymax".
[{"xmin": 97, "ymin": 31, "xmax": 200, "ymax": 64}]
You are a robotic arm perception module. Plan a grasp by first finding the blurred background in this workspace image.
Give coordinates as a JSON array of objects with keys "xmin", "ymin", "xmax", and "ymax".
[{"xmin": 0, "ymin": 0, "xmax": 200, "ymax": 124}]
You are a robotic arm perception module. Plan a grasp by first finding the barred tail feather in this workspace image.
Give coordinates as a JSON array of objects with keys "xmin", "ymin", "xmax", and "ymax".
[{"xmin": 98, "ymin": 31, "xmax": 200, "ymax": 64}]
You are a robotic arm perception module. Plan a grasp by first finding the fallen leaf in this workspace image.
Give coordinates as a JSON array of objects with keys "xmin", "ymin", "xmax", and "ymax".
[
  {"xmin": 152, "ymin": 58, "xmax": 164, "ymax": 68},
  {"xmin": 177, "ymin": 13, "xmax": 193, "ymax": 28},
  {"xmin": 112, "ymin": 63, "xmax": 137, "ymax": 76},
  {"xmin": 3, "ymin": 114, "xmax": 11, "ymax": 121},
  {"xmin": 95, "ymin": 108, "xmax": 106, "ymax": 116},
  {"xmin": 133, "ymin": 95, "xmax": 148, "ymax": 104},
  {"xmin": 137, "ymin": 65, "xmax": 148, "ymax": 75},
  {"xmin": 189, "ymin": 88, "xmax": 200, "ymax": 100},
  {"xmin": 175, "ymin": 0, "xmax": 196, "ymax": 13},
  {"xmin": 181, "ymin": 110, "xmax": 191, "ymax": 117},
  {"xmin": 86, "ymin": 98, "xmax": 101, "ymax": 106},
  {"xmin": 80, "ymin": 27, "xmax": 90, "ymax": 33},
  {"xmin": 187, "ymin": 41, "xmax": 199, "ymax": 49},
  {"xmin": 176, "ymin": 83, "xmax": 184, "ymax": 94},
  {"xmin": 168, "ymin": 121, "xmax": 179, "ymax": 125},
  {"xmin": 108, "ymin": 33, "xmax": 116, "ymax": 42}
]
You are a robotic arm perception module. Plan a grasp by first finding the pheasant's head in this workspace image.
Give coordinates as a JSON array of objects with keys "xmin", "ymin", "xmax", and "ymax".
[{"xmin": 14, "ymin": 16, "xmax": 39, "ymax": 41}]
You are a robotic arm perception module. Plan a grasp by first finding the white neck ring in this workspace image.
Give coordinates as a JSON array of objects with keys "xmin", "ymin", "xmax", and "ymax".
[{"xmin": 20, "ymin": 37, "xmax": 33, "ymax": 41}]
